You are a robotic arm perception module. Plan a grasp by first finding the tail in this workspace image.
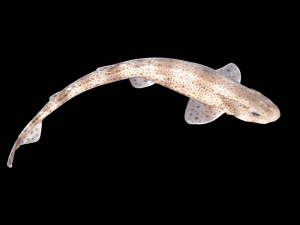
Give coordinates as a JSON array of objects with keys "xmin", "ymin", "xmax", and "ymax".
[{"xmin": 7, "ymin": 121, "xmax": 42, "ymax": 168}]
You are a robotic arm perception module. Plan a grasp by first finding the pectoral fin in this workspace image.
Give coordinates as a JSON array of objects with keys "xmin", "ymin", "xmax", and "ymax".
[
  {"xmin": 184, "ymin": 99, "xmax": 225, "ymax": 124},
  {"xmin": 216, "ymin": 63, "xmax": 241, "ymax": 83},
  {"xmin": 129, "ymin": 77, "xmax": 155, "ymax": 88}
]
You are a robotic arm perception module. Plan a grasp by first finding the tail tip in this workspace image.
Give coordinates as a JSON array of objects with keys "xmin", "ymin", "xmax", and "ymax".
[{"xmin": 7, "ymin": 159, "xmax": 13, "ymax": 168}]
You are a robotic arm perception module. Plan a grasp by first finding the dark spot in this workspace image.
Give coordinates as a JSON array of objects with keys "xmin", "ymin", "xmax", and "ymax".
[{"xmin": 202, "ymin": 68, "xmax": 210, "ymax": 73}]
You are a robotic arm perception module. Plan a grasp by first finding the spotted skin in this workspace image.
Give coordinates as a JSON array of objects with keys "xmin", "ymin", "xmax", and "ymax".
[
  {"xmin": 184, "ymin": 63, "xmax": 242, "ymax": 124},
  {"xmin": 7, "ymin": 58, "xmax": 280, "ymax": 168}
]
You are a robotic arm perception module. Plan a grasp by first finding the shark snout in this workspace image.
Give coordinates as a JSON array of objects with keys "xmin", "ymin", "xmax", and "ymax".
[
  {"xmin": 267, "ymin": 102, "xmax": 280, "ymax": 123},
  {"xmin": 272, "ymin": 105, "xmax": 280, "ymax": 121}
]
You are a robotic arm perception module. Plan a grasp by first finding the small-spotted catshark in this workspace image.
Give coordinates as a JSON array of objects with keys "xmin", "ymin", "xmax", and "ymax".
[{"xmin": 8, "ymin": 58, "xmax": 280, "ymax": 167}]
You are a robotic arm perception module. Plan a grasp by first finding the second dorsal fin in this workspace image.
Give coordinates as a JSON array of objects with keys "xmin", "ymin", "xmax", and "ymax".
[{"xmin": 49, "ymin": 91, "xmax": 61, "ymax": 101}]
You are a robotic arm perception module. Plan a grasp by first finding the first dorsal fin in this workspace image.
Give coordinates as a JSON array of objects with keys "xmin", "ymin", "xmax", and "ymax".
[
  {"xmin": 129, "ymin": 77, "xmax": 155, "ymax": 88},
  {"xmin": 185, "ymin": 63, "xmax": 241, "ymax": 124}
]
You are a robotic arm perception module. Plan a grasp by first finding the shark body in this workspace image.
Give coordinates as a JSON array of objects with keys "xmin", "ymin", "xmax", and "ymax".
[{"xmin": 7, "ymin": 58, "xmax": 280, "ymax": 167}]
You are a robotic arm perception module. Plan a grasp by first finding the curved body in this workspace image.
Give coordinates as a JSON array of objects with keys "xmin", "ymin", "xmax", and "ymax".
[{"xmin": 7, "ymin": 58, "xmax": 280, "ymax": 167}]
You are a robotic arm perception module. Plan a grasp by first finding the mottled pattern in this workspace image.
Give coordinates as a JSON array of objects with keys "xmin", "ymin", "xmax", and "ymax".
[{"xmin": 7, "ymin": 57, "xmax": 280, "ymax": 168}]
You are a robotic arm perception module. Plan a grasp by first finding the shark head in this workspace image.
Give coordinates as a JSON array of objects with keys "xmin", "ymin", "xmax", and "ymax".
[{"xmin": 233, "ymin": 89, "xmax": 280, "ymax": 124}]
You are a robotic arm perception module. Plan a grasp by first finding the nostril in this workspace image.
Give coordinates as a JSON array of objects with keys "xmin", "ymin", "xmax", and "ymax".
[{"xmin": 252, "ymin": 112, "xmax": 260, "ymax": 117}]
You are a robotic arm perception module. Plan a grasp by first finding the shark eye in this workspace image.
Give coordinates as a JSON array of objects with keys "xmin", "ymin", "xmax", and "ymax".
[{"xmin": 252, "ymin": 112, "xmax": 260, "ymax": 117}]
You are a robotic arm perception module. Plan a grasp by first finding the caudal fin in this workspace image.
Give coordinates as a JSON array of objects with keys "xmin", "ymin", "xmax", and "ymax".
[{"xmin": 7, "ymin": 121, "xmax": 42, "ymax": 168}]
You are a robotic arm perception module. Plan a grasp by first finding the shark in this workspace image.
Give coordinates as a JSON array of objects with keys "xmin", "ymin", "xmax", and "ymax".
[{"xmin": 7, "ymin": 58, "xmax": 280, "ymax": 168}]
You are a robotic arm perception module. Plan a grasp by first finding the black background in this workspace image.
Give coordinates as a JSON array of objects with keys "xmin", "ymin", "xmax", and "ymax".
[
  {"xmin": 2, "ymin": 6, "xmax": 293, "ymax": 218},
  {"xmin": 4, "ymin": 34, "xmax": 283, "ymax": 172}
]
